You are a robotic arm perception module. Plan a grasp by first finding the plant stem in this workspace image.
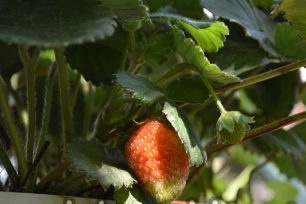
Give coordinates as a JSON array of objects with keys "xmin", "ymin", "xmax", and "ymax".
[
  {"xmin": 38, "ymin": 63, "xmax": 57, "ymax": 151},
  {"xmin": 21, "ymin": 141, "xmax": 50, "ymax": 187},
  {"xmin": 0, "ymin": 143, "xmax": 19, "ymax": 186},
  {"xmin": 0, "ymin": 76, "xmax": 27, "ymax": 178},
  {"xmin": 129, "ymin": 31, "xmax": 136, "ymax": 61},
  {"xmin": 54, "ymin": 48, "xmax": 73, "ymax": 145},
  {"xmin": 81, "ymin": 85, "xmax": 94, "ymax": 139},
  {"xmin": 156, "ymin": 63, "xmax": 190, "ymax": 86},
  {"xmin": 19, "ymin": 47, "xmax": 40, "ymax": 164},
  {"xmin": 36, "ymin": 161, "xmax": 70, "ymax": 191},
  {"xmin": 206, "ymin": 110, "xmax": 306, "ymax": 156},
  {"xmin": 200, "ymin": 73, "xmax": 227, "ymax": 114},
  {"xmin": 71, "ymin": 73, "xmax": 81, "ymax": 110},
  {"xmin": 50, "ymin": 172, "xmax": 86, "ymax": 194},
  {"xmin": 215, "ymin": 59, "xmax": 306, "ymax": 94}
]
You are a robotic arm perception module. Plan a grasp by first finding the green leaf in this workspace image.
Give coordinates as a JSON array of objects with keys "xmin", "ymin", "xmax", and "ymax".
[
  {"xmin": 162, "ymin": 102, "xmax": 205, "ymax": 167},
  {"xmin": 115, "ymin": 71, "xmax": 166, "ymax": 105},
  {"xmin": 0, "ymin": 0, "xmax": 117, "ymax": 47},
  {"xmin": 146, "ymin": 0, "xmax": 203, "ymax": 19},
  {"xmin": 216, "ymin": 111, "xmax": 254, "ymax": 144},
  {"xmin": 266, "ymin": 180, "xmax": 298, "ymax": 204},
  {"xmin": 143, "ymin": 32, "xmax": 174, "ymax": 67},
  {"xmin": 252, "ymin": 0, "xmax": 274, "ymax": 8},
  {"xmin": 272, "ymin": 0, "xmax": 306, "ymax": 40},
  {"xmin": 165, "ymin": 76, "xmax": 209, "ymax": 103},
  {"xmin": 173, "ymin": 26, "xmax": 241, "ymax": 85},
  {"xmin": 249, "ymin": 129, "xmax": 306, "ymax": 159},
  {"xmin": 66, "ymin": 141, "xmax": 136, "ymax": 190},
  {"xmin": 274, "ymin": 23, "xmax": 306, "ymax": 59},
  {"xmin": 101, "ymin": 0, "xmax": 148, "ymax": 21},
  {"xmin": 178, "ymin": 21, "xmax": 229, "ymax": 53},
  {"xmin": 202, "ymin": 0, "xmax": 279, "ymax": 56},
  {"xmin": 244, "ymin": 71, "xmax": 299, "ymax": 122},
  {"xmin": 66, "ymin": 42, "xmax": 124, "ymax": 86},
  {"xmin": 114, "ymin": 186, "xmax": 156, "ymax": 204},
  {"xmin": 211, "ymin": 23, "xmax": 277, "ymax": 75},
  {"xmin": 179, "ymin": 167, "xmax": 213, "ymax": 202}
]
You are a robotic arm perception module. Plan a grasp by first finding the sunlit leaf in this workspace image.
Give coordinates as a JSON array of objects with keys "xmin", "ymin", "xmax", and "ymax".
[
  {"xmin": 272, "ymin": 0, "xmax": 306, "ymax": 40},
  {"xmin": 173, "ymin": 26, "xmax": 241, "ymax": 84},
  {"xmin": 178, "ymin": 21, "xmax": 229, "ymax": 53},
  {"xmin": 275, "ymin": 23, "xmax": 306, "ymax": 59},
  {"xmin": 202, "ymin": 0, "xmax": 279, "ymax": 56},
  {"xmin": 162, "ymin": 102, "xmax": 205, "ymax": 167}
]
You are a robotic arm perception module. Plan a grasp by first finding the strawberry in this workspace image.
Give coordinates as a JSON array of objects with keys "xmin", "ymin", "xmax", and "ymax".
[{"xmin": 125, "ymin": 119, "xmax": 189, "ymax": 204}]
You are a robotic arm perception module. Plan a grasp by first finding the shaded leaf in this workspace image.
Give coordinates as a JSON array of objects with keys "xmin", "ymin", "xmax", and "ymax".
[
  {"xmin": 151, "ymin": 12, "xmax": 211, "ymax": 28},
  {"xmin": 202, "ymin": 0, "xmax": 279, "ymax": 56},
  {"xmin": 179, "ymin": 167, "xmax": 213, "ymax": 202},
  {"xmin": 165, "ymin": 75, "xmax": 209, "ymax": 103},
  {"xmin": 0, "ymin": 0, "xmax": 117, "ymax": 47},
  {"xmin": 244, "ymin": 70, "xmax": 299, "ymax": 122},
  {"xmin": 178, "ymin": 21, "xmax": 229, "ymax": 53},
  {"xmin": 252, "ymin": 0, "xmax": 274, "ymax": 8},
  {"xmin": 143, "ymin": 32, "xmax": 174, "ymax": 66},
  {"xmin": 250, "ymin": 129, "xmax": 306, "ymax": 159},
  {"xmin": 272, "ymin": 0, "xmax": 306, "ymax": 40},
  {"xmin": 162, "ymin": 102, "xmax": 205, "ymax": 167},
  {"xmin": 114, "ymin": 186, "xmax": 156, "ymax": 204},
  {"xmin": 274, "ymin": 23, "xmax": 306, "ymax": 59},
  {"xmin": 66, "ymin": 141, "xmax": 135, "ymax": 190},
  {"xmin": 173, "ymin": 26, "xmax": 241, "ymax": 85},
  {"xmin": 211, "ymin": 23, "xmax": 277, "ymax": 75},
  {"xmin": 101, "ymin": 0, "xmax": 148, "ymax": 21},
  {"xmin": 146, "ymin": 0, "xmax": 203, "ymax": 19},
  {"xmin": 66, "ymin": 42, "xmax": 123, "ymax": 86},
  {"xmin": 115, "ymin": 71, "xmax": 166, "ymax": 105}
]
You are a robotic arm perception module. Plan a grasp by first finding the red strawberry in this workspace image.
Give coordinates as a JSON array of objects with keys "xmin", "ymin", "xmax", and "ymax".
[{"xmin": 125, "ymin": 119, "xmax": 189, "ymax": 204}]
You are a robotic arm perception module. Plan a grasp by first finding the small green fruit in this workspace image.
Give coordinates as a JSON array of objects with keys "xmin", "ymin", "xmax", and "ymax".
[{"xmin": 216, "ymin": 111, "xmax": 254, "ymax": 144}]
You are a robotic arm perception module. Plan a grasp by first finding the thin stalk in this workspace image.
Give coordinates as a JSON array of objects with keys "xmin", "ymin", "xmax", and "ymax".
[
  {"xmin": 54, "ymin": 48, "xmax": 73, "ymax": 145},
  {"xmin": 36, "ymin": 161, "xmax": 70, "ymax": 191},
  {"xmin": 71, "ymin": 73, "xmax": 81, "ymax": 111},
  {"xmin": 129, "ymin": 31, "xmax": 140, "ymax": 74},
  {"xmin": 19, "ymin": 47, "xmax": 40, "ymax": 164},
  {"xmin": 0, "ymin": 144, "xmax": 19, "ymax": 186},
  {"xmin": 215, "ymin": 59, "xmax": 306, "ymax": 94},
  {"xmin": 207, "ymin": 110, "xmax": 306, "ymax": 156},
  {"xmin": 81, "ymin": 85, "xmax": 94, "ymax": 139},
  {"xmin": 21, "ymin": 141, "xmax": 50, "ymax": 187},
  {"xmin": 37, "ymin": 63, "xmax": 57, "ymax": 151},
  {"xmin": 129, "ymin": 31, "xmax": 136, "ymax": 61},
  {"xmin": 200, "ymin": 73, "xmax": 227, "ymax": 114},
  {"xmin": 156, "ymin": 63, "xmax": 190, "ymax": 86},
  {"xmin": 0, "ymin": 76, "xmax": 27, "ymax": 177},
  {"xmin": 50, "ymin": 172, "xmax": 86, "ymax": 194}
]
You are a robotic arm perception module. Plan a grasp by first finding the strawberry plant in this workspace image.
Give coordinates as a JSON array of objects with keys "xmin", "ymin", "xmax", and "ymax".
[{"xmin": 0, "ymin": 0, "xmax": 306, "ymax": 203}]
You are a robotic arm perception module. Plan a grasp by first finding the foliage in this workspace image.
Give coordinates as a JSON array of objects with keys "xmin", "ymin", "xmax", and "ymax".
[{"xmin": 0, "ymin": 0, "xmax": 306, "ymax": 203}]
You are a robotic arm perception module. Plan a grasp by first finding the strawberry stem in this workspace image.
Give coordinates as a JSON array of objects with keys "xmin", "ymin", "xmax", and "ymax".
[
  {"xmin": 200, "ymin": 73, "xmax": 227, "ymax": 114},
  {"xmin": 215, "ymin": 59, "xmax": 306, "ymax": 94},
  {"xmin": 207, "ymin": 110, "xmax": 306, "ymax": 155}
]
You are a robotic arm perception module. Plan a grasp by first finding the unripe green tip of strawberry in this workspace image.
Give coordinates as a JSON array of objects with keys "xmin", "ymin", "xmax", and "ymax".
[
  {"xmin": 216, "ymin": 111, "xmax": 254, "ymax": 144},
  {"xmin": 125, "ymin": 119, "xmax": 189, "ymax": 204}
]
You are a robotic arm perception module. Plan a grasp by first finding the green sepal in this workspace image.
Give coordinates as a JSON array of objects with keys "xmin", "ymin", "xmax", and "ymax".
[{"xmin": 216, "ymin": 111, "xmax": 255, "ymax": 144}]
